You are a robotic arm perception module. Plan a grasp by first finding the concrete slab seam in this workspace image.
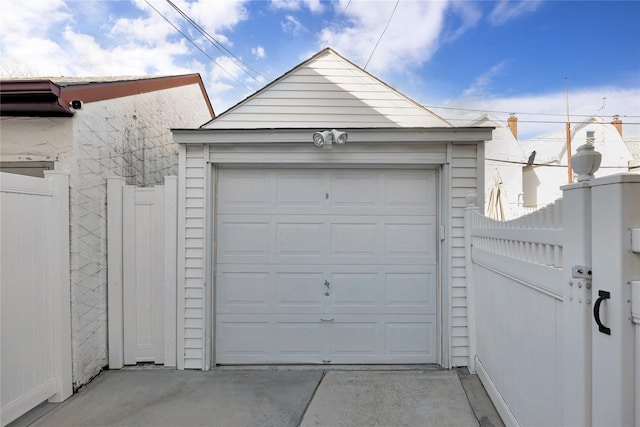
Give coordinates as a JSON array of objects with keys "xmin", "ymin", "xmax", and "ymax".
[{"xmin": 296, "ymin": 369, "xmax": 326, "ymax": 427}]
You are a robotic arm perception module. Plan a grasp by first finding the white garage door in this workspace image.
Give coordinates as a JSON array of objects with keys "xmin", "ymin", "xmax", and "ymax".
[{"xmin": 215, "ymin": 168, "xmax": 438, "ymax": 364}]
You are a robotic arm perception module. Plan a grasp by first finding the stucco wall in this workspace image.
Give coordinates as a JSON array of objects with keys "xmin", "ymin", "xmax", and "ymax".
[
  {"xmin": 68, "ymin": 84, "xmax": 211, "ymax": 387},
  {"xmin": 0, "ymin": 116, "xmax": 74, "ymax": 167}
]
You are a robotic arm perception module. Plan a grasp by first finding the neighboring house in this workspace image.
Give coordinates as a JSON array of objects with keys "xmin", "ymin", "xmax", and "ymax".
[
  {"xmin": 521, "ymin": 116, "xmax": 633, "ymax": 208},
  {"xmin": 171, "ymin": 48, "xmax": 493, "ymax": 370},
  {"xmin": 467, "ymin": 114, "xmax": 526, "ymax": 220},
  {"xmin": 625, "ymin": 134, "xmax": 640, "ymax": 172},
  {"xmin": 0, "ymin": 75, "xmax": 214, "ymax": 388}
]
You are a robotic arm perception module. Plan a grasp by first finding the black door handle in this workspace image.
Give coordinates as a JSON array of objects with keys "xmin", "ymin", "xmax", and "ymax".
[{"xmin": 593, "ymin": 290, "xmax": 611, "ymax": 335}]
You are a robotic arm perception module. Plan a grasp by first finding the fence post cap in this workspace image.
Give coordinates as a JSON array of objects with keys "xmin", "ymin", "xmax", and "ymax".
[{"xmin": 572, "ymin": 143, "xmax": 602, "ymax": 182}]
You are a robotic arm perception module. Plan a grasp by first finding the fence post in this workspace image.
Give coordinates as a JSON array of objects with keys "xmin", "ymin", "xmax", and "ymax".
[
  {"xmin": 107, "ymin": 177, "xmax": 126, "ymax": 369},
  {"xmin": 44, "ymin": 171, "xmax": 73, "ymax": 402},
  {"xmin": 589, "ymin": 174, "xmax": 640, "ymax": 426},
  {"xmin": 561, "ymin": 181, "xmax": 593, "ymax": 426},
  {"xmin": 464, "ymin": 192, "xmax": 479, "ymax": 372}
]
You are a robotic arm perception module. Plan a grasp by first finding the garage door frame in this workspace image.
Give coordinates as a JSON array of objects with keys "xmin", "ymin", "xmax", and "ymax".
[{"xmin": 194, "ymin": 140, "xmax": 454, "ymax": 368}]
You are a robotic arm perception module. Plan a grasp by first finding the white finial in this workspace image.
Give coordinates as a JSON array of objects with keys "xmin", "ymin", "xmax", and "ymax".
[{"xmin": 571, "ymin": 144, "xmax": 602, "ymax": 181}]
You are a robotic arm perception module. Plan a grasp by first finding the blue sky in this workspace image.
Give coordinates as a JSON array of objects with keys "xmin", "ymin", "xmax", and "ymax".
[{"xmin": 1, "ymin": 0, "xmax": 639, "ymax": 139}]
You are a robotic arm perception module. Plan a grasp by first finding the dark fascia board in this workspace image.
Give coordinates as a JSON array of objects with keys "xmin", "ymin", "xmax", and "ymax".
[
  {"xmin": 0, "ymin": 80, "xmax": 73, "ymax": 116},
  {"xmin": 1, "ymin": 74, "xmax": 215, "ymax": 118}
]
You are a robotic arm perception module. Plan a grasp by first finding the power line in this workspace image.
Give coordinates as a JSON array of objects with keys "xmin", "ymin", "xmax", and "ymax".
[
  {"xmin": 365, "ymin": 0, "xmax": 399, "ymax": 70},
  {"xmin": 144, "ymin": 0, "xmax": 253, "ymax": 91},
  {"xmin": 323, "ymin": 0, "xmax": 352, "ymax": 49},
  {"xmin": 424, "ymin": 104, "xmax": 640, "ymax": 118},
  {"xmin": 164, "ymin": 0, "xmax": 264, "ymax": 82}
]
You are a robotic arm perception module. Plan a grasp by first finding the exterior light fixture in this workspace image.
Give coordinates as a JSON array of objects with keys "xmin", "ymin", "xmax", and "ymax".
[{"xmin": 312, "ymin": 129, "xmax": 348, "ymax": 149}]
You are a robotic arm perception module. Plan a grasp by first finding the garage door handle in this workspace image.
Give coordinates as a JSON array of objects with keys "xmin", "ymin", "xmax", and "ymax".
[{"xmin": 321, "ymin": 317, "xmax": 334, "ymax": 322}]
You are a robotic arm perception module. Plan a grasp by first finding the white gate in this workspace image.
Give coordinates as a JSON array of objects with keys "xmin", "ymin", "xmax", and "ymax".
[
  {"xmin": 107, "ymin": 176, "xmax": 178, "ymax": 368},
  {"xmin": 0, "ymin": 172, "xmax": 72, "ymax": 426},
  {"xmin": 466, "ymin": 173, "xmax": 640, "ymax": 426}
]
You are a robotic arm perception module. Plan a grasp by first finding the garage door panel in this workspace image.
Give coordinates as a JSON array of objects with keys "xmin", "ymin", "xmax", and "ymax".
[
  {"xmin": 330, "ymin": 173, "xmax": 378, "ymax": 207},
  {"xmin": 386, "ymin": 320, "xmax": 436, "ymax": 359},
  {"xmin": 385, "ymin": 271, "xmax": 436, "ymax": 311},
  {"xmin": 276, "ymin": 222, "xmax": 325, "ymax": 255},
  {"xmin": 385, "ymin": 223, "xmax": 435, "ymax": 258},
  {"xmin": 330, "ymin": 272, "xmax": 377, "ymax": 306},
  {"xmin": 327, "ymin": 315, "xmax": 436, "ymax": 363},
  {"xmin": 276, "ymin": 272, "xmax": 325, "ymax": 307},
  {"xmin": 276, "ymin": 173, "xmax": 325, "ymax": 207},
  {"xmin": 216, "ymin": 168, "xmax": 438, "ymax": 364},
  {"xmin": 217, "ymin": 271, "xmax": 269, "ymax": 307},
  {"xmin": 330, "ymin": 223, "xmax": 378, "ymax": 256},
  {"xmin": 218, "ymin": 171, "xmax": 271, "ymax": 212},
  {"xmin": 217, "ymin": 318, "xmax": 270, "ymax": 359},
  {"xmin": 384, "ymin": 171, "xmax": 436, "ymax": 213},
  {"xmin": 218, "ymin": 221, "xmax": 270, "ymax": 258}
]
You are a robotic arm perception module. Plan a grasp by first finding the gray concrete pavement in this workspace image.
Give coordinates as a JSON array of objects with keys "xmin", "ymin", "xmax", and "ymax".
[
  {"xmin": 14, "ymin": 367, "xmax": 503, "ymax": 427},
  {"xmin": 300, "ymin": 370, "xmax": 478, "ymax": 427}
]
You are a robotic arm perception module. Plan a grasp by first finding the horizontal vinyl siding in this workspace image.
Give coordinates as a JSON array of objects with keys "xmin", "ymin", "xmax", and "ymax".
[
  {"xmin": 205, "ymin": 51, "xmax": 449, "ymax": 129},
  {"xmin": 181, "ymin": 145, "xmax": 206, "ymax": 369},
  {"xmin": 450, "ymin": 144, "xmax": 478, "ymax": 367}
]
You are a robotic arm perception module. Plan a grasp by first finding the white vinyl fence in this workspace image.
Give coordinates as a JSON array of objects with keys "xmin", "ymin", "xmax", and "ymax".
[
  {"xmin": 107, "ymin": 176, "xmax": 178, "ymax": 369},
  {"xmin": 0, "ymin": 172, "xmax": 72, "ymax": 426},
  {"xmin": 466, "ymin": 174, "xmax": 640, "ymax": 427}
]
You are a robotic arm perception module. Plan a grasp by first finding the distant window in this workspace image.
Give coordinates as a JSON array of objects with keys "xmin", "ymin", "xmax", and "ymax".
[
  {"xmin": 0, "ymin": 161, "xmax": 54, "ymax": 178},
  {"xmin": 586, "ymin": 131, "xmax": 596, "ymax": 145}
]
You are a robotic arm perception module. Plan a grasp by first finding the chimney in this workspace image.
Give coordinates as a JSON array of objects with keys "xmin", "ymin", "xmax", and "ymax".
[
  {"xmin": 507, "ymin": 114, "xmax": 518, "ymax": 140},
  {"xmin": 611, "ymin": 115, "xmax": 622, "ymax": 137}
]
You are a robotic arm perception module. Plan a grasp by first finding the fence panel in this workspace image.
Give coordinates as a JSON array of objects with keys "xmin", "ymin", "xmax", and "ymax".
[
  {"xmin": 107, "ymin": 177, "xmax": 177, "ymax": 368},
  {"xmin": 466, "ymin": 198, "xmax": 564, "ymax": 427},
  {"xmin": 0, "ymin": 172, "xmax": 72, "ymax": 426}
]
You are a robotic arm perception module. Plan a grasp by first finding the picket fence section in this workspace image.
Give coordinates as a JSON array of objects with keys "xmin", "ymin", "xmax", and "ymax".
[{"xmin": 466, "ymin": 198, "xmax": 564, "ymax": 426}]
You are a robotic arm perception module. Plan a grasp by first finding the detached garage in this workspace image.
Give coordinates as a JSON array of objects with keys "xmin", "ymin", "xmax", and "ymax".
[{"xmin": 172, "ymin": 48, "xmax": 492, "ymax": 370}]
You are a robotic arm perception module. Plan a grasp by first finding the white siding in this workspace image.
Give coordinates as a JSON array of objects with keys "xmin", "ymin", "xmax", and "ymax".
[
  {"xmin": 205, "ymin": 49, "xmax": 450, "ymax": 129},
  {"xmin": 178, "ymin": 145, "xmax": 207, "ymax": 369},
  {"xmin": 176, "ymin": 137, "xmax": 488, "ymax": 369},
  {"xmin": 450, "ymin": 144, "xmax": 479, "ymax": 367}
]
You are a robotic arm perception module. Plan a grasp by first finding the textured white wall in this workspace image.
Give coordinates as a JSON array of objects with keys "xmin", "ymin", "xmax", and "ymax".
[
  {"xmin": 68, "ymin": 84, "xmax": 211, "ymax": 387},
  {"xmin": 0, "ymin": 117, "xmax": 74, "ymax": 168}
]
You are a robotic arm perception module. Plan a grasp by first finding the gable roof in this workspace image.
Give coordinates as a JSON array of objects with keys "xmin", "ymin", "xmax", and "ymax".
[
  {"xmin": 203, "ymin": 48, "xmax": 451, "ymax": 129},
  {"xmin": 521, "ymin": 116, "xmax": 632, "ymax": 166},
  {"xmin": 0, "ymin": 74, "xmax": 214, "ymax": 117}
]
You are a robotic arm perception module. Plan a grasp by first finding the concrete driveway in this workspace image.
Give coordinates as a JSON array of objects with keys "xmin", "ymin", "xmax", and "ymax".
[{"xmin": 13, "ymin": 366, "xmax": 503, "ymax": 427}]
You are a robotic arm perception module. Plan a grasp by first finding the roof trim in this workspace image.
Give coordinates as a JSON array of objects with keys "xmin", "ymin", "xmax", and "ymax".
[
  {"xmin": 1, "ymin": 74, "xmax": 215, "ymax": 118},
  {"xmin": 172, "ymin": 126, "xmax": 494, "ymax": 145}
]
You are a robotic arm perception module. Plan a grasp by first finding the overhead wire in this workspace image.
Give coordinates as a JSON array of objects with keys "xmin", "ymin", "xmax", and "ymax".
[
  {"xmin": 144, "ymin": 0, "xmax": 253, "ymax": 91},
  {"xmin": 323, "ymin": 0, "xmax": 352, "ymax": 49},
  {"xmin": 365, "ymin": 0, "xmax": 399, "ymax": 70},
  {"xmin": 164, "ymin": 0, "xmax": 264, "ymax": 82}
]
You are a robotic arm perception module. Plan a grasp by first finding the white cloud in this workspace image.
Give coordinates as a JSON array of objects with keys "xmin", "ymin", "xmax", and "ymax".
[
  {"xmin": 463, "ymin": 61, "xmax": 509, "ymax": 98},
  {"xmin": 443, "ymin": 1, "xmax": 482, "ymax": 43},
  {"xmin": 488, "ymin": 0, "xmax": 543, "ymax": 26},
  {"xmin": 252, "ymin": 46, "xmax": 266, "ymax": 59},
  {"xmin": 271, "ymin": 0, "xmax": 324, "ymax": 13},
  {"xmin": 318, "ymin": 0, "xmax": 450, "ymax": 76},
  {"xmin": 282, "ymin": 15, "xmax": 307, "ymax": 36}
]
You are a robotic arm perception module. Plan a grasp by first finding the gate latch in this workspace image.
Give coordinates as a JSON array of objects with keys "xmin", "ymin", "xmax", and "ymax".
[{"xmin": 572, "ymin": 265, "xmax": 592, "ymax": 279}]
